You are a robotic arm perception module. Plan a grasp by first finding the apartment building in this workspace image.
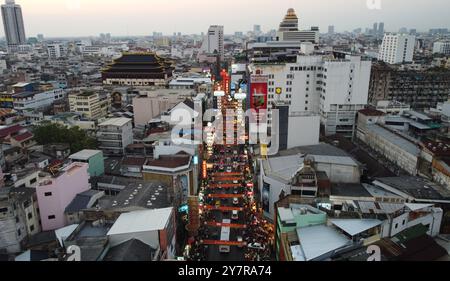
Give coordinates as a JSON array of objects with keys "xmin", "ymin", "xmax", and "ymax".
[
  {"xmin": 369, "ymin": 62, "xmax": 450, "ymax": 110},
  {"xmin": 68, "ymin": 91, "xmax": 111, "ymax": 119},
  {"xmin": 97, "ymin": 118, "xmax": 133, "ymax": 156},
  {"xmin": 378, "ymin": 34, "xmax": 415, "ymax": 64},
  {"xmin": 31, "ymin": 162, "xmax": 90, "ymax": 231}
]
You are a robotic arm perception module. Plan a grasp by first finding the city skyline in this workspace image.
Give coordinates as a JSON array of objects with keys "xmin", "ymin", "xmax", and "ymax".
[{"xmin": 0, "ymin": 0, "xmax": 449, "ymax": 38}]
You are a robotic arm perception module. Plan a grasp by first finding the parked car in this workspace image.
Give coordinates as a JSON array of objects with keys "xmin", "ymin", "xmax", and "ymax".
[{"xmin": 248, "ymin": 242, "xmax": 265, "ymax": 250}]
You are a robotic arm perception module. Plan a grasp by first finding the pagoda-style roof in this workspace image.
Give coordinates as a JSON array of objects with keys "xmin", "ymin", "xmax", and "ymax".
[{"xmin": 102, "ymin": 52, "xmax": 174, "ymax": 79}]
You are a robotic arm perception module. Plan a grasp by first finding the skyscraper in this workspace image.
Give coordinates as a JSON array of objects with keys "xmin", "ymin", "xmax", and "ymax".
[
  {"xmin": 1, "ymin": 0, "xmax": 26, "ymax": 48},
  {"xmin": 378, "ymin": 22, "xmax": 384, "ymax": 35},
  {"xmin": 276, "ymin": 8, "xmax": 319, "ymax": 43},
  {"xmin": 373, "ymin": 23, "xmax": 378, "ymax": 35}
]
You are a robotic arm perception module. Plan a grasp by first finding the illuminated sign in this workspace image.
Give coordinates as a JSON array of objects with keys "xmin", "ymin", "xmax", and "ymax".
[
  {"xmin": 250, "ymin": 75, "xmax": 268, "ymax": 112},
  {"xmin": 275, "ymin": 87, "xmax": 282, "ymax": 95},
  {"xmin": 202, "ymin": 161, "xmax": 207, "ymax": 179}
]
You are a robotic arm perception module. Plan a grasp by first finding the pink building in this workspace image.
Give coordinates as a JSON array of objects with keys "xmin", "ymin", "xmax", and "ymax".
[{"xmin": 34, "ymin": 162, "xmax": 90, "ymax": 231}]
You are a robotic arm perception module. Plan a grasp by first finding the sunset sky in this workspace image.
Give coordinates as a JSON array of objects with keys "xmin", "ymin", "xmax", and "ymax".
[{"xmin": 2, "ymin": 0, "xmax": 450, "ymax": 37}]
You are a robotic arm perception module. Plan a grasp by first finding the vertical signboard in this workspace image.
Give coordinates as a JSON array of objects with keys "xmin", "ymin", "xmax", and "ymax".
[
  {"xmin": 186, "ymin": 196, "xmax": 200, "ymax": 237},
  {"xmin": 202, "ymin": 160, "xmax": 207, "ymax": 179},
  {"xmin": 250, "ymin": 75, "xmax": 269, "ymax": 112}
]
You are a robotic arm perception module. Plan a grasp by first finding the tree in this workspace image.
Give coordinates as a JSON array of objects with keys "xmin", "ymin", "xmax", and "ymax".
[{"xmin": 32, "ymin": 123, "xmax": 97, "ymax": 153}]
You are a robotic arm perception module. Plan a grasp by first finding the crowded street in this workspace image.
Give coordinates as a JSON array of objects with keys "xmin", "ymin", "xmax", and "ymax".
[{"xmin": 187, "ymin": 71, "xmax": 274, "ymax": 262}]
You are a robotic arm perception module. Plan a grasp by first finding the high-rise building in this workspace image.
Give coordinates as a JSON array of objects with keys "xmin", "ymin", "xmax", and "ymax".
[
  {"xmin": 199, "ymin": 25, "xmax": 224, "ymax": 60},
  {"xmin": 373, "ymin": 23, "xmax": 378, "ymax": 34},
  {"xmin": 378, "ymin": 22, "xmax": 384, "ymax": 35},
  {"xmin": 1, "ymin": 0, "xmax": 27, "ymax": 49},
  {"xmin": 378, "ymin": 33, "xmax": 415, "ymax": 64},
  {"xmin": 276, "ymin": 8, "xmax": 319, "ymax": 43},
  {"xmin": 249, "ymin": 52, "xmax": 372, "ymax": 138},
  {"xmin": 254, "ymin": 24, "xmax": 261, "ymax": 35},
  {"xmin": 328, "ymin": 25, "xmax": 335, "ymax": 35},
  {"xmin": 433, "ymin": 41, "xmax": 450, "ymax": 55}
]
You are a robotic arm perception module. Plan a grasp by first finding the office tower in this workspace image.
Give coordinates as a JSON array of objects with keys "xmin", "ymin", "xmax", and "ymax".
[
  {"xmin": 399, "ymin": 27, "xmax": 408, "ymax": 33},
  {"xmin": 276, "ymin": 8, "xmax": 319, "ymax": 43},
  {"xmin": 200, "ymin": 25, "xmax": 224, "ymax": 60},
  {"xmin": 378, "ymin": 22, "xmax": 384, "ymax": 35},
  {"xmin": 249, "ymin": 53, "xmax": 371, "ymax": 138},
  {"xmin": 328, "ymin": 25, "xmax": 335, "ymax": 35},
  {"xmin": 373, "ymin": 23, "xmax": 378, "ymax": 34},
  {"xmin": 378, "ymin": 33, "xmax": 416, "ymax": 64},
  {"xmin": 409, "ymin": 29, "xmax": 417, "ymax": 35},
  {"xmin": 37, "ymin": 34, "xmax": 44, "ymax": 42},
  {"xmin": 1, "ymin": 0, "xmax": 27, "ymax": 49}
]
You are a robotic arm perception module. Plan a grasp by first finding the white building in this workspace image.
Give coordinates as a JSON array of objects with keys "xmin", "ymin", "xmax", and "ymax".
[
  {"xmin": 250, "ymin": 53, "xmax": 372, "ymax": 137},
  {"xmin": 433, "ymin": 41, "xmax": 450, "ymax": 55},
  {"xmin": 199, "ymin": 25, "xmax": 224, "ymax": 60},
  {"xmin": 378, "ymin": 34, "xmax": 415, "ymax": 64},
  {"xmin": 12, "ymin": 88, "xmax": 66, "ymax": 112},
  {"xmin": 97, "ymin": 118, "xmax": 133, "ymax": 156},
  {"xmin": 47, "ymin": 43, "xmax": 67, "ymax": 59}
]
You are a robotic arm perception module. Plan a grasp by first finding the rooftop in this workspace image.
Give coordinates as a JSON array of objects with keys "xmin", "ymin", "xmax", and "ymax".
[
  {"xmin": 107, "ymin": 207, "xmax": 173, "ymax": 236},
  {"xmin": 99, "ymin": 117, "xmax": 132, "ymax": 127},
  {"xmin": 330, "ymin": 219, "xmax": 383, "ymax": 236},
  {"xmin": 296, "ymin": 224, "xmax": 351, "ymax": 261},
  {"xmin": 374, "ymin": 176, "xmax": 450, "ymax": 201},
  {"xmin": 103, "ymin": 239, "xmax": 154, "ymax": 261},
  {"xmin": 366, "ymin": 125, "xmax": 420, "ymax": 156},
  {"xmin": 331, "ymin": 183, "xmax": 373, "ymax": 198},
  {"xmin": 69, "ymin": 149, "xmax": 102, "ymax": 161}
]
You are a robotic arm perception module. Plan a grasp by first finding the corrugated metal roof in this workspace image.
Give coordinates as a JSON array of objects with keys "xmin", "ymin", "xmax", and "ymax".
[
  {"xmin": 107, "ymin": 208, "xmax": 173, "ymax": 236},
  {"xmin": 297, "ymin": 225, "xmax": 350, "ymax": 261},
  {"xmin": 330, "ymin": 219, "xmax": 382, "ymax": 236}
]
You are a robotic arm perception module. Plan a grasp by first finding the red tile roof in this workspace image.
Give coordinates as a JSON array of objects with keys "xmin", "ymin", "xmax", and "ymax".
[
  {"xmin": 0, "ymin": 124, "xmax": 23, "ymax": 138},
  {"xmin": 13, "ymin": 132, "xmax": 33, "ymax": 142}
]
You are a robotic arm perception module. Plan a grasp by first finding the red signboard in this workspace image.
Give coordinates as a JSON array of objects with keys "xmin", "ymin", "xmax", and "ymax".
[{"xmin": 250, "ymin": 75, "xmax": 268, "ymax": 111}]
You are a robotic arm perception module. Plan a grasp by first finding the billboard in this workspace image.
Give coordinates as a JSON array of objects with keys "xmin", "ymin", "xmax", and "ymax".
[{"xmin": 250, "ymin": 75, "xmax": 268, "ymax": 111}]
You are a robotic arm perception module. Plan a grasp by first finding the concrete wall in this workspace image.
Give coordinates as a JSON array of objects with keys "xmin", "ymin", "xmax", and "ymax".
[
  {"xmin": 36, "ymin": 163, "xmax": 90, "ymax": 231},
  {"xmin": 287, "ymin": 115, "xmax": 320, "ymax": 149}
]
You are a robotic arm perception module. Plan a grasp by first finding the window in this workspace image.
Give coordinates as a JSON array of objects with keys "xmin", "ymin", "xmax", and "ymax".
[
  {"xmin": 44, "ymin": 192, "xmax": 52, "ymax": 197},
  {"xmin": 48, "ymin": 215, "xmax": 56, "ymax": 220},
  {"xmin": 402, "ymin": 219, "xmax": 406, "ymax": 225},
  {"xmin": 28, "ymin": 213, "xmax": 33, "ymax": 220},
  {"xmin": 395, "ymin": 223, "xmax": 398, "ymax": 229},
  {"xmin": 17, "ymin": 229, "xmax": 21, "ymax": 236},
  {"xmin": 0, "ymin": 207, "xmax": 8, "ymax": 213},
  {"xmin": 30, "ymin": 178, "xmax": 37, "ymax": 184},
  {"xmin": 30, "ymin": 225, "xmax": 35, "ymax": 232}
]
